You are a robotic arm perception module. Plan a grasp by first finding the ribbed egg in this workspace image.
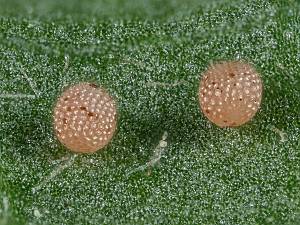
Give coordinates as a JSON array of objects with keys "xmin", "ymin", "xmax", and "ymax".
[
  {"xmin": 199, "ymin": 61, "xmax": 263, "ymax": 127},
  {"xmin": 53, "ymin": 83, "xmax": 117, "ymax": 153}
]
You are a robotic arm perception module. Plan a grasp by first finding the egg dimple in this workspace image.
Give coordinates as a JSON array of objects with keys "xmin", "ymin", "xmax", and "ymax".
[
  {"xmin": 53, "ymin": 83, "xmax": 117, "ymax": 153},
  {"xmin": 199, "ymin": 61, "xmax": 263, "ymax": 127}
]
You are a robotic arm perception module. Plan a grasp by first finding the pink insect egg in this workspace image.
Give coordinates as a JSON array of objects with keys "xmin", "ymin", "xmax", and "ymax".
[
  {"xmin": 53, "ymin": 83, "xmax": 117, "ymax": 153},
  {"xmin": 199, "ymin": 61, "xmax": 263, "ymax": 127}
]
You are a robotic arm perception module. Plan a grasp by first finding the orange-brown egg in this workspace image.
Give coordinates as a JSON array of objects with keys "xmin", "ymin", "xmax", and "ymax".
[
  {"xmin": 53, "ymin": 83, "xmax": 117, "ymax": 153},
  {"xmin": 199, "ymin": 61, "xmax": 263, "ymax": 127}
]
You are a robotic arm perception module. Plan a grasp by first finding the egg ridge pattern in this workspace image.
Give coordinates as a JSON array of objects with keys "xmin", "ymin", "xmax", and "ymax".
[
  {"xmin": 199, "ymin": 61, "xmax": 263, "ymax": 127},
  {"xmin": 53, "ymin": 83, "xmax": 117, "ymax": 153}
]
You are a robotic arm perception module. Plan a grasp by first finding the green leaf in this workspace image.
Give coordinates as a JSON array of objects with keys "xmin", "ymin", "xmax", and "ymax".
[{"xmin": 0, "ymin": 0, "xmax": 300, "ymax": 224}]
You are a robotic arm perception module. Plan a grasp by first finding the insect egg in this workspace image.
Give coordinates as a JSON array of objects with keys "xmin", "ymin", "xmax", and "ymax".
[
  {"xmin": 53, "ymin": 83, "xmax": 117, "ymax": 153},
  {"xmin": 199, "ymin": 61, "xmax": 263, "ymax": 127}
]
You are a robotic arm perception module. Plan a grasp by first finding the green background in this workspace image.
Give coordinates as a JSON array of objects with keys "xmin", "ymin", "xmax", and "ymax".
[{"xmin": 0, "ymin": 0, "xmax": 300, "ymax": 224}]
